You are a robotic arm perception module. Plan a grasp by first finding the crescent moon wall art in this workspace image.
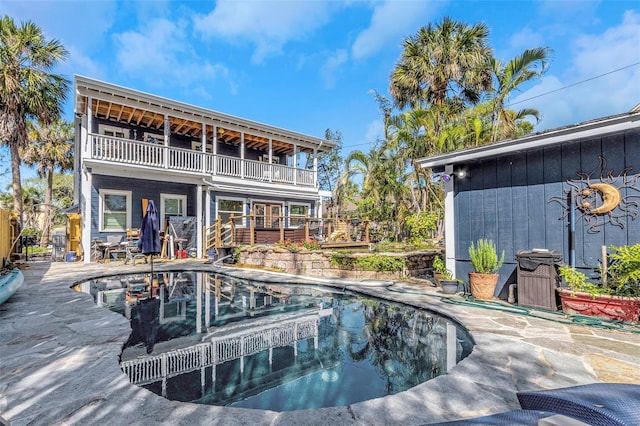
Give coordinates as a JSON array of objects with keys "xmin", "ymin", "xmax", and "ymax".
[
  {"xmin": 585, "ymin": 183, "xmax": 621, "ymax": 214},
  {"xmin": 548, "ymin": 156, "xmax": 640, "ymax": 233}
]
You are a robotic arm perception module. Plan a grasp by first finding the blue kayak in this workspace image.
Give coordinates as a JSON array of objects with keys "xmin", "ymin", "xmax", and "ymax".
[{"xmin": 0, "ymin": 268, "xmax": 24, "ymax": 305}]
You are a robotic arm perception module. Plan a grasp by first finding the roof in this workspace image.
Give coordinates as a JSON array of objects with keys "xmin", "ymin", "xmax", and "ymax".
[
  {"xmin": 74, "ymin": 75, "xmax": 336, "ymax": 154},
  {"xmin": 418, "ymin": 109, "xmax": 640, "ymax": 169}
]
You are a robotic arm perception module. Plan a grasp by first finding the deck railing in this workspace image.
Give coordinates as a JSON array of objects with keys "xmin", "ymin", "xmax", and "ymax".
[
  {"xmin": 204, "ymin": 215, "xmax": 370, "ymax": 249},
  {"xmin": 89, "ymin": 134, "xmax": 316, "ymax": 187}
]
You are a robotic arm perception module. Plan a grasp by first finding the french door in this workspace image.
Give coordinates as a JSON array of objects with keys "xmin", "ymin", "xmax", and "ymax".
[{"xmin": 253, "ymin": 203, "xmax": 282, "ymax": 228}]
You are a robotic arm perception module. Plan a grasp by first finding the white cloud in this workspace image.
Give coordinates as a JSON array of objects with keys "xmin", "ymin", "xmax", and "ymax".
[
  {"xmin": 321, "ymin": 49, "xmax": 348, "ymax": 88},
  {"xmin": 112, "ymin": 17, "xmax": 233, "ymax": 93},
  {"xmin": 508, "ymin": 27, "xmax": 545, "ymax": 52},
  {"xmin": 193, "ymin": 0, "xmax": 333, "ymax": 64},
  {"xmin": 351, "ymin": 1, "xmax": 437, "ymax": 61},
  {"xmin": 510, "ymin": 10, "xmax": 640, "ymax": 131},
  {"xmin": 365, "ymin": 118, "xmax": 384, "ymax": 146}
]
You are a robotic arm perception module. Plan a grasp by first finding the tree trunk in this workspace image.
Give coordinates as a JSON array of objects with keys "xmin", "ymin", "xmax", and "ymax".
[
  {"xmin": 10, "ymin": 142, "xmax": 23, "ymax": 224},
  {"xmin": 41, "ymin": 167, "xmax": 54, "ymax": 247}
]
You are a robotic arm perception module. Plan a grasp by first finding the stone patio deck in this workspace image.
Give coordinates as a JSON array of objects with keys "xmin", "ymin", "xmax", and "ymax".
[{"xmin": 1, "ymin": 259, "xmax": 639, "ymax": 425}]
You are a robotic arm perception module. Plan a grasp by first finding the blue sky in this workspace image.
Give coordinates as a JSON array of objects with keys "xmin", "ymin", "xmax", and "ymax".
[{"xmin": 1, "ymin": 0, "xmax": 639, "ymax": 188}]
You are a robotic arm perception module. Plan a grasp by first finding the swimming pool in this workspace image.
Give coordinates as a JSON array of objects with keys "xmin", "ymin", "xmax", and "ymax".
[{"xmin": 75, "ymin": 271, "xmax": 473, "ymax": 411}]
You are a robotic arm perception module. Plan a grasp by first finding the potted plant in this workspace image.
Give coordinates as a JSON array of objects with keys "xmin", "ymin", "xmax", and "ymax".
[
  {"xmin": 432, "ymin": 255, "xmax": 459, "ymax": 294},
  {"xmin": 558, "ymin": 244, "xmax": 640, "ymax": 323},
  {"xmin": 432, "ymin": 255, "xmax": 446, "ymax": 287},
  {"xmin": 468, "ymin": 239, "xmax": 505, "ymax": 299}
]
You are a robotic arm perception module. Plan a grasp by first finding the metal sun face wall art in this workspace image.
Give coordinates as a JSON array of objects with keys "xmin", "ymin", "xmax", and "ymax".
[{"xmin": 548, "ymin": 156, "xmax": 640, "ymax": 233}]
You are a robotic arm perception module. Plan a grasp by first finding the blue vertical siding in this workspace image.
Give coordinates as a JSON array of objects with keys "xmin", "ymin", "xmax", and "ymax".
[
  {"xmin": 90, "ymin": 175, "xmax": 196, "ymax": 239},
  {"xmin": 454, "ymin": 131, "xmax": 640, "ymax": 283}
]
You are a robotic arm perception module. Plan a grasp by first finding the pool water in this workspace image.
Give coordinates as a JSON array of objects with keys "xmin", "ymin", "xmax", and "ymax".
[{"xmin": 76, "ymin": 271, "xmax": 473, "ymax": 411}]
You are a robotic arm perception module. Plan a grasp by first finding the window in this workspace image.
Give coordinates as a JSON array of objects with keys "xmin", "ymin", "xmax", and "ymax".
[
  {"xmin": 217, "ymin": 198, "xmax": 244, "ymax": 225},
  {"xmin": 160, "ymin": 194, "xmax": 187, "ymax": 230},
  {"xmin": 99, "ymin": 190, "xmax": 131, "ymax": 231},
  {"xmin": 289, "ymin": 203, "xmax": 309, "ymax": 228},
  {"xmin": 99, "ymin": 124, "xmax": 130, "ymax": 139}
]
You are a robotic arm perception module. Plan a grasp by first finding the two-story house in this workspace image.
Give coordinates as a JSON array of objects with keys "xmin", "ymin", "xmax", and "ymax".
[{"xmin": 73, "ymin": 76, "xmax": 335, "ymax": 263}]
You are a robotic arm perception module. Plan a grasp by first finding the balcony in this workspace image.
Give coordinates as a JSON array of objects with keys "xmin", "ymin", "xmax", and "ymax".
[{"xmin": 89, "ymin": 134, "xmax": 316, "ymax": 187}]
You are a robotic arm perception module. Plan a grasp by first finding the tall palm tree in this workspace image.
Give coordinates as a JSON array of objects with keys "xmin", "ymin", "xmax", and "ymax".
[
  {"xmin": 0, "ymin": 15, "xmax": 69, "ymax": 221},
  {"xmin": 489, "ymin": 47, "xmax": 551, "ymax": 142},
  {"xmin": 22, "ymin": 119, "xmax": 74, "ymax": 246},
  {"xmin": 389, "ymin": 17, "xmax": 493, "ymax": 110}
]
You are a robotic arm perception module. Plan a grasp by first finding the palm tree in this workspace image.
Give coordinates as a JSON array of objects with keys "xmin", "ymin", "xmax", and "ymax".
[
  {"xmin": 22, "ymin": 119, "xmax": 74, "ymax": 246},
  {"xmin": 489, "ymin": 47, "xmax": 551, "ymax": 142},
  {"xmin": 389, "ymin": 17, "xmax": 493, "ymax": 110},
  {"xmin": 0, "ymin": 15, "xmax": 69, "ymax": 222}
]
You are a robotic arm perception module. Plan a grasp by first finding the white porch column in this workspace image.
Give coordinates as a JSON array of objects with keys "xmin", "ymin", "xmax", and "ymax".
[
  {"xmin": 163, "ymin": 116, "xmax": 169, "ymax": 169},
  {"xmin": 444, "ymin": 164, "xmax": 456, "ymax": 277},
  {"xmin": 240, "ymin": 132, "xmax": 245, "ymax": 178},
  {"xmin": 201, "ymin": 122, "xmax": 207, "ymax": 174},
  {"xmin": 81, "ymin": 166, "xmax": 93, "ymax": 264},
  {"xmin": 197, "ymin": 184, "xmax": 203, "ymax": 258},
  {"xmin": 212, "ymin": 126, "xmax": 218, "ymax": 175},
  {"xmin": 85, "ymin": 97, "xmax": 92, "ymax": 157},
  {"xmin": 313, "ymin": 148, "xmax": 318, "ymax": 187},
  {"xmin": 293, "ymin": 144, "xmax": 298, "ymax": 185}
]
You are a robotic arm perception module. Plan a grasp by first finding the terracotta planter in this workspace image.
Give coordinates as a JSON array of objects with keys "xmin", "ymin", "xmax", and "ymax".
[
  {"xmin": 558, "ymin": 289, "xmax": 640, "ymax": 323},
  {"xmin": 433, "ymin": 271, "xmax": 444, "ymax": 287},
  {"xmin": 469, "ymin": 272, "xmax": 499, "ymax": 300}
]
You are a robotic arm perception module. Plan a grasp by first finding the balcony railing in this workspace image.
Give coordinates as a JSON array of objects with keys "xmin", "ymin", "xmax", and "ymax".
[{"xmin": 90, "ymin": 134, "xmax": 316, "ymax": 187}]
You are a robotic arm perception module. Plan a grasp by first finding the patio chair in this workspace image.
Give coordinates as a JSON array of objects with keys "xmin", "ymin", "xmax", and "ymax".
[
  {"xmin": 123, "ymin": 228, "xmax": 147, "ymax": 265},
  {"xmin": 105, "ymin": 235, "xmax": 126, "ymax": 260},
  {"xmin": 124, "ymin": 243, "xmax": 147, "ymax": 265},
  {"xmin": 430, "ymin": 410, "xmax": 560, "ymax": 425},
  {"xmin": 517, "ymin": 383, "xmax": 640, "ymax": 426}
]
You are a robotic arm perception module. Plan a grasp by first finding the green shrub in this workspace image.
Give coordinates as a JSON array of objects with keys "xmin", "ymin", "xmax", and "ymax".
[
  {"xmin": 559, "ymin": 244, "xmax": 640, "ymax": 298},
  {"xmin": 356, "ymin": 255, "xmax": 406, "ymax": 272},
  {"xmin": 330, "ymin": 251, "xmax": 356, "ymax": 268},
  {"xmin": 406, "ymin": 212, "xmax": 438, "ymax": 242},
  {"xmin": 330, "ymin": 251, "xmax": 406, "ymax": 272}
]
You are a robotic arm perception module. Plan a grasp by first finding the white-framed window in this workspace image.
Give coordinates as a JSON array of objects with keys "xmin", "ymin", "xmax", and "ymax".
[
  {"xmin": 99, "ymin": 124, "xmax": 130, "ymax": 139},
  {"xmin": 289, "ymin": 203, "xmax": 310, "ymax": 228},
  {"xmin": 99, "ymin": 189, "xmax": 131, "ymax": 232},
  {"xmin": 160, "ymin": 194, "xmax": 187, "ymax": 231},
  {"xmin": 217, "ymin": 197, "xmax": 245, "ymax": 226}
]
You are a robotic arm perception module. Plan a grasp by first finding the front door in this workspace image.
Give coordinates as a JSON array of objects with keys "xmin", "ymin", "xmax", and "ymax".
[{"xmin": 253, "ymin": 202, "xmax": 283, "ymax": 228}]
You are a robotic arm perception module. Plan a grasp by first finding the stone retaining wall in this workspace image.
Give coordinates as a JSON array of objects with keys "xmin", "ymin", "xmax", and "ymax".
[{"xmin": 238, "ymin": 246, "xmax": 439, "ymax": 281}]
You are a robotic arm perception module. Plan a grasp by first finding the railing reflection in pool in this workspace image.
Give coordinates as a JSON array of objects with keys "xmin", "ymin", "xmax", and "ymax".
[{"xmin": 75, "ymin": 271, "xmax": 474, "ymax": 411}]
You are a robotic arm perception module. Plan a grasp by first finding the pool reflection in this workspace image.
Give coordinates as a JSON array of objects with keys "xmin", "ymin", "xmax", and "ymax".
[{"xmin": 76, "ymin": 271, "xmax": 473, "ymax": 411}]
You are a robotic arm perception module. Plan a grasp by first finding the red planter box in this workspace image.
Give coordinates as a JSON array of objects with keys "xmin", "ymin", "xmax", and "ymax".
[{"xmin": 558, "ymin": 289, "xmax": 640, "ymax": 323}]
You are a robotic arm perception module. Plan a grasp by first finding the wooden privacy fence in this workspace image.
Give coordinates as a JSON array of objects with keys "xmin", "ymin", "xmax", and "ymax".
[
  {"xmin": 204, "ymin": 215, "xmax": 369, "ymax": 251},
  {"xmin": 0, "ymin": 209, "xmax": 19, "ymax": 266}
]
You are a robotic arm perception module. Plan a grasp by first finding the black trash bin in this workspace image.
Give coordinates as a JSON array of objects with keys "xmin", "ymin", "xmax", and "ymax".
[{"xmin": 516, "ymin": 250, "xmax": 563, "ymax": 310}]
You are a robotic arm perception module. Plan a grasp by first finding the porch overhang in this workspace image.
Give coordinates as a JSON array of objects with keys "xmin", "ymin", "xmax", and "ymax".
[
  {"xmin": 74, "ymin": 75, "xmax": 336, "ymax": 155},
  {"xmin": 202, "ymin": 178, "xmax": 322, "ymax": 200}
]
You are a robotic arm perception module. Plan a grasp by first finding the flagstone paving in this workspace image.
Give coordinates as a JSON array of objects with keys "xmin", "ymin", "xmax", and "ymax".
[{"xmin": 1, "ymin": 259, "xmax": 639, "ymax": 425}]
